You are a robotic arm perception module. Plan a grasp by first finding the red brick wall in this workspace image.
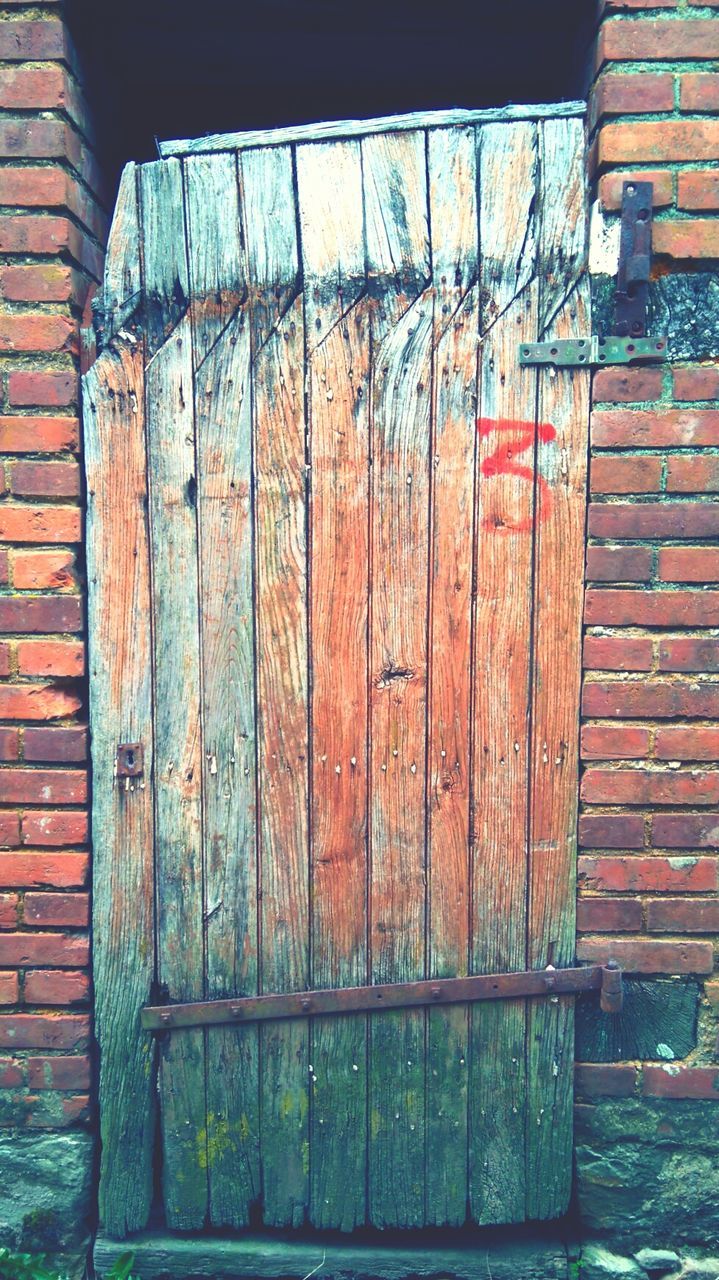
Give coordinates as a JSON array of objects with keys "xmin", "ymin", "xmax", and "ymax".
[
  {"xmin": 0, "ymin": 0, "xmax": 105, "ymax": 1128},
  {"xmin": 578, "ymin": 0, "xmax": 719, "ymax": 1104}
]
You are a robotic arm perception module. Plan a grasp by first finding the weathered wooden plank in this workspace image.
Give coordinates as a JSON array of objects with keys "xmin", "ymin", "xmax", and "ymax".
[
  {"xmin": 425, "ymin": 125, "xmax": 478, "ymax": 1227},
  {"xmin": 363, "ymin": 130, "xmax": 432, "ymax": 1229},
  {"xmin": 159, "ymin": 101, "xmax": 586, "ymax": 158},
  {"xmin": 184, "ymin": 152, "xmax": 260, "ymax": 1227},
  {"xmin": 95, "ymin": 1231, "xmax": 570, "ymax": 1280},
  {"xmin": 469, "ymin": 120, "xmax": 540, "ymax": 1226},
  {"xmin": 84, "ymin": 333, "xmax": 156, "ymax": 1238},
  {"xmin": 297, "ymin": 139, "xmax": 369, "ymax": 1232},
  {"xmin": 242, "ymin": 146, "xmax": 310, "ymax": 1229},
  {"xmin": 101, "ymin": 162, "xmax": 141, "ymax": 338},
  {"xmin": 526, "ymin": 116, "xmax": 589, "ymax": 1222},
  {"xmin": 140, "ymin": 159, "xmax": 207, "ymax": 1230}
]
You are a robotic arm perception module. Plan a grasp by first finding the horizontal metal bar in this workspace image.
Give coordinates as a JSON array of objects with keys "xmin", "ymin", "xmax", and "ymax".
[
  {"xmin": 519, "ymin": 336, "xmax": 668, "ymax": 367},
  {"xmin": 141, "ymin": 965, "xmax": 614, "ymax": 1032}
]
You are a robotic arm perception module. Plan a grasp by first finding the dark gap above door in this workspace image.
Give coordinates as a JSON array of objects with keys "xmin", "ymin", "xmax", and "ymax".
[{"xmin": 65, "ymin": 0, "xmax": 595, "ymax": 193}]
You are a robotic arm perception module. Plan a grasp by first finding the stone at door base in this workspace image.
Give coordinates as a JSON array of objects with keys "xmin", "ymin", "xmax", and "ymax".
[
  {"xmin": 0, "ymin": 1131, "xmax": 93, "ymax": 1280},
  {"xmin": 634, "ymin": 1251, "xmax": 680, "ymax": 1275},
  {"xmin": 581, "ymin": 1243, "xmax": 648, "ymax": 1280}
]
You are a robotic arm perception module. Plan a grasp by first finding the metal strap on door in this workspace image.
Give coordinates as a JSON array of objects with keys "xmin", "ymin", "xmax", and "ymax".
[{"xmin": 141, "ymin": 962, "xmax": 624, "ymax": 1031}]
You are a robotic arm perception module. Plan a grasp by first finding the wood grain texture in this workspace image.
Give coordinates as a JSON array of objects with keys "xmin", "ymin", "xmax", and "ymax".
[
  {"xmin": 140, "ymin": 160, "xmax": 207, "ymax": 1230},
  {"xmin": 242, "ymin": 146, "xmax": 310, "ymax": 1229},
  {"xmin": 159, "ymin": 101, "xmax": 586, "ymax": 158},
  {"xmin": 101, "ymin": 162, "xmax": 141, "ymax": 338},
  {"xmin": 469, "ymin": 121, "xmax": 540, "ymax": 1226},
  {"xmin": 526, "ymin": 116, "xmax": 589, "ymax": 1222},
  {"xmin": 297, "ymin": 139, "xmax": 369, "ymax": 1231},
  {"xmin": 363, "ymin": 130, "xmax": 432, "ymax": 1229},
  {"xmin": 84, "ymin": 334, "xmax": 156, "ymax": 1237},
  {"xmin": 185, "ymin": 153, "xmax": 260, "ymax": 1227},
  {"xmin": 425, "ymin": 125, "xmax": 478, "ymax": 1227}
]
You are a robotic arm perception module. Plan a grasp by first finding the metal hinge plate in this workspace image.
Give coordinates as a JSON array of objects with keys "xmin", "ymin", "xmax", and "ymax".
[{"xmin": 519, "ymin": 335, "xmax": 668, "ymax": 368}]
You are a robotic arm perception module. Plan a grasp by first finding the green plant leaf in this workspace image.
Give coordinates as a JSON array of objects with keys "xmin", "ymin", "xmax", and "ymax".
[{"xmin": 105, "ymin": 1251, "xmax": 139, "ymax": 1280}]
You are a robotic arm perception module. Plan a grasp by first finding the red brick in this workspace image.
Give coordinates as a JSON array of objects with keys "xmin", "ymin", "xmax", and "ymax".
[
  {"xmin": 0, "ymin": 264, "xmax": 74, "ymax": 305},
  {"xmin": 0, "ymin": 894, "xmax": 19, "ymax": 928},
  {"xmin": 677, "ymin": 171, "xmax": 719, "ymax": 213},
  {"xmin": 0, "ymin": 19, "xmax": 67, "ymax": 61},
  {"xmin": 659, "ymin": 547, "xmax": 719, "ymax": 581},
  {"xmin": 583, "ymin": 634, "xmax": 654, "ymax": 672},
  {"xmin": 0, "ymin": 415, "xmax": 79, "ymax": 454},
  {"xmin": 0, "ymin": 1015, "xmax": 89, "ymax": 1050},
  {"xmin": 602, "ymin": 0, "xmax": 686, "ymax": 8},
  {"xmin": 643, "ymin": 1066, "xmax": 719, "ymax": 1099},
  {"xmin": 576, "ymin": 897, "xmax": 643, "ymax": 932},
  {"xmin": 0, "ymin": 552, "xmax": 7, "ymax": 586},
  {"xmin": 0, "ymin": 1059, "xmax": 23, "ymax": 1087},
  {"xmin": 673, "ymin": 366, "xmax": 719, "ymax": 402},
  {"xmin": 591, "ymin": 72, "xmax": 674, "ymax": 126},
  {"xmin": 575, "ymin": 1063, "xmax": 638, "ymax": 1098},
  {"xmin": 655, "ymin": 726, "xmax": 719, "ymax": 761},
  {"xmin": 598, "ymin": 169, "xmax": 673, "ymax": 213},
  {"xmin": 586, "ymin": 589, "xmax": 719, "ymax": 627},
  {"xmin": 27, "ymin": 1054, "xmax": 91, "ymax": 1091},
  {"xmin": 647, "ymin": 897, "xmax": 719, "ymax": 932},
  {"xmin": 583, "ymin": 680, "xmax": 719, "ymax": 719},
  {"xmin": 0, "ymin": 217, "xmax": 103, "ymax": 280},
  {"xmin": 582, "ymin": 767, "xmax": 719, "ymax": 806},
  {"xmin": 0, "ymin": 64, "xmax": 64, "ymax": 110},
  {"xmin": 0, "ymin": 314, "xmax": 76, "ymax": 357},
  {"xmin": 0, "ymin": 933, "xmax": 88, "ymax": 968},
  {"xmin": 577, "ymin": 937, "xmax": 713, "ymax": 973},
  {"xmin": 0, "ymin": 643, "xmax": 11, "ymax": 678},
  {"xmin": 9, "ymin": 462, "xmax": 80, "ymax": 500},
  {"xmin": 592, "ymin": 365, "xmax": 665, "ymax": 404},
  {"xmin": 578, "ymin": 855, "xmax": 717, "ymax": 892},
  {"xmin": 599, "ymin": 119, "xmax": 719, "ymax": 165},
  {"xmin": 21, "ymin": 811, "xmax": 88, "ymax": 848},
  {"xmin": 590, "ymin": 455, "xmax": 662, "ymax": 495},
  {"xmin": 0, "ymin": 973, "xmax": 19, "ymax": 1006},
  {"xmin": 578, "ymin": 813, "xmax": 646, "ymax": 849},
  {"xmin": 7, "ymin": 372, "xmax": 76, "ymax": 410},
  {"xmin": 600, "ymin": 19, "xmax": 719, "ymax": 62},
  {"xmin": 24, "ymin": 969, "xmax": 89, "ymax": 1005},
  {"xmin": 0, "ymin": 813, "xmax": 20, "ymax": 849},
  {"xmin": 654, "ymin": 220, "xmax": 719, "ymax": 261},
  {"xmin": 680, "ymin": 72, "xmax": 719, "ymax": 112},
  {"xmin": 0, "ymin": 730, "xmax": 20, "ymax": 763},
  {"xmin": 585, "ymin": 546, "xmax": 653, "ymax": 581},
  {"xmin": 581, "ymin": 724, "xmax": 651, "ymax": 759},
  {"xmin": 24, "ymin": 727, "xmax": 87, "ymax": 764},
  {"xmin": 17, "ymin": 642, "xmax": 84, "ymax": 679},
  {"xmin": 0, "ymin": 852, "xmax": 88, "ymax": 889},
  {"xmin": 0, "ymin": 769, "xmax": 87, "ymax": 806},
  {"xmin": 588, "ymin": 503, "xmax": 719, "ymax": 540},
  {"xmin": 12, "ymin": 550, "xmax": 78, "ymax": 591},
  {"xmin": 652, "ymin": 813, "xmax": 719, "ymax": 848},
  {"xmin": 0, "ymin": 505, "xmax": 80, "ymax": 544},
  {"xmin": 0, "ymin": 597, "xmax": 82, "ymax": 634},
  {"xmin": 59, "ymin": 1095, "xmax": 91, "ymax": 1126},
  {"xmin": 658, "ymin": 637, "xmax": 719, "ymax": 672},
  {"xmin": 593, "ymin": 408, "xmax": 719, "ymax": 447},
  {"xmin": 23, "ymin": 892, "xmax": 89, "ymax": 928},
  {"xmin": 666, "ymin": 456, "xmax": 719, "ymax": 494}
]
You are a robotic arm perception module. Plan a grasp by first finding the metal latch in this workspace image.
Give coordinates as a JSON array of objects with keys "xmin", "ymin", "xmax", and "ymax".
[
  {"xmin": 519, "ymin": 181, "xmax": 667, "ymax": 368},
  {"xmin": 116, "ymin": 742, "xmax": 144, "ymax": 778},
  {"xmin": 141, "ymin": 962, "xmax": 624, "ymax": 1031}
]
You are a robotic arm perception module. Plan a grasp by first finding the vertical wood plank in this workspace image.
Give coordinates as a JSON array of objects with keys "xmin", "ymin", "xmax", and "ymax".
[
  {"xmin": 526, "ymin": 116, "xmax": 589, "ymax": 1221},
  {"xmin": 241, "ymin": 146, "xmax": 310, "ymax": 1229},
  {"xmin": 101, "ymin": 161, "xmax": 141, "ymax": 336},
  {"xmin": 363, "ymin": 130, "xmax": 432, "ymax": 1229},
  {"xmin": 425, "ymin": 125, "xmax": 478, "ymax": 1228},
  {"xmin": 469, "ymin": 121, "xmax": 539, "ymax": 1226},
  {"xmin": 85, "ymin": 299, "xmax": 156, "ymax": 1233},
  {"xmin": 184, "ymin": 153, "xmax": 260, "ymax": 1227},
  {"xmin": 140, "ymin": 159, "xmax": 207, "ymax": 1230},
  {"xmin": 296, "ymin": 140, "xmax": 369, "ymax": 1232}
]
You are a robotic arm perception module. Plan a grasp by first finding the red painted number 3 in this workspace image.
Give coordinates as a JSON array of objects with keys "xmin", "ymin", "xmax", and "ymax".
[{"xmin": 477, "ymin": 417, "xmax": 557, "ymax": 534}]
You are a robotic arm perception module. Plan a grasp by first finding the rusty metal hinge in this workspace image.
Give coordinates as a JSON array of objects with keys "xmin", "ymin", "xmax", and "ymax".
[
  {"xmin": 519, "ymin": 181, "xmax": 667, "ymax": 368},
  {"xmin": 141, "ymin": 963, "xmax": 623, "ymax": 1032}
]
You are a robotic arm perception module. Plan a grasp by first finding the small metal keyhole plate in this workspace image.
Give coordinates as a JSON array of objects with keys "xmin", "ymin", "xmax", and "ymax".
[{"xmin": 116, "ymin": 742, "xmax": 144, "ymax": 778}]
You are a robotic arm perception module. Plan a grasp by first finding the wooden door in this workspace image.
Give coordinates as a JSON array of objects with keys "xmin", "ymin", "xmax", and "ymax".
[{"xmin": 84, "ymin": 105, "xmax": 590, "ymax": 1239}]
